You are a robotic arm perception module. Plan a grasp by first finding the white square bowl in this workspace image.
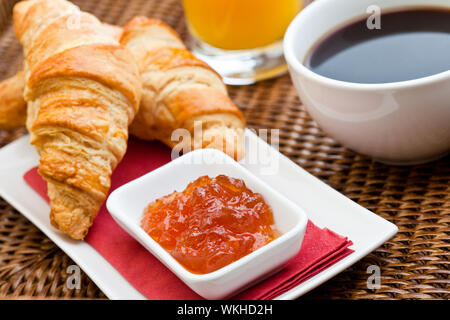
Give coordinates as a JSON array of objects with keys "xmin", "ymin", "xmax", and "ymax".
[{"xmin": 106, "ymin": 148, "xmax": 308, "ymax": 299}]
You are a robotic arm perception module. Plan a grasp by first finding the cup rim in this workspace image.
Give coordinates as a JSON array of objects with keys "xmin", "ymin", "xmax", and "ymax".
[{"xmin": 283, "ymin": 0, "xmax": 450, "ymax": 91}]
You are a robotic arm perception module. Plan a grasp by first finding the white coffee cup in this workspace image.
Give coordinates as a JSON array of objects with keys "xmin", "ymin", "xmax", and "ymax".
[{"xmin": 284, "ymin": 0, "xmax": 450, "ymax": 165}]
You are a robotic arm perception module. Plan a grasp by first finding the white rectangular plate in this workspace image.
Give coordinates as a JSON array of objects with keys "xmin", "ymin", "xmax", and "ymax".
[{"xmin": 0, "ymin": 130, "xmax": 397, "ymax": 300}]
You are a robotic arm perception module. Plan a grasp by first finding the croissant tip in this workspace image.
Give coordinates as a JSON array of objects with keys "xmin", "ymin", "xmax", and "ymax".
[
  {"xmin": 121, "ymin": 16, "xmax": 180, "ymax": 43},
  {"xmin": 50, "ymin": 208, "xmax": 90, "ymax": 241},
  {"xmin": 201, "ymin": 127, "xmax": 245, "ymax": 161}
]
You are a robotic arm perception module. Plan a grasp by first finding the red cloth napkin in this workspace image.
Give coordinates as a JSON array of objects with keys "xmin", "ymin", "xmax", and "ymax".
[{"xmin": 24, "ymin": 137, "xmax": 353, "ymax": 300}]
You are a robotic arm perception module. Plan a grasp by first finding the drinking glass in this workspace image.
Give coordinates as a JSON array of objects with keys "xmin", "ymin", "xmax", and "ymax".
[{"xmin": 182, "ymin": 0, "xmax": 304, "ymax": 85}]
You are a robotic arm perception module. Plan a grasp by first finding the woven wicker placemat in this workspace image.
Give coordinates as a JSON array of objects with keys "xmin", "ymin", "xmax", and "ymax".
[{"xmin": 0, "ymin": 0, "xmax": 448, "ymax": 300}]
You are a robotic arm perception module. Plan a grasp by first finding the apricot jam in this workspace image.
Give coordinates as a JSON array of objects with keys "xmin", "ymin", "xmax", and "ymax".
[{"xmin": 141, "ymin": 175, "xmax": 280, "ymax": 274}]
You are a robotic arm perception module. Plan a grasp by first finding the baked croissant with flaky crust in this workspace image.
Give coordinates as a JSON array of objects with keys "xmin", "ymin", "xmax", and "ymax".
[
  {"xmin": 14, "ymin": 0, "xmax": 141, "ymax": 239},
  {"xmin": 0, "ymin": 23, "xmax": 122, "ymax": 131},
  {"xmin": 121, "ymin": 17, "xmax": 246, "ymax": 160}
]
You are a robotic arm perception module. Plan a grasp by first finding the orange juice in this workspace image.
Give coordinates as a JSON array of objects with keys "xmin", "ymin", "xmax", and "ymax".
[{"xmin": 182, "ymin": 0, "xmax": 303, "ymax": 50}]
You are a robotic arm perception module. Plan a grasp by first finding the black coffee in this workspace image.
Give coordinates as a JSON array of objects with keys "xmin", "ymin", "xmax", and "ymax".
[{"xmin": 304, "ymin": 7, "xmax": 450, "ymax": 84}]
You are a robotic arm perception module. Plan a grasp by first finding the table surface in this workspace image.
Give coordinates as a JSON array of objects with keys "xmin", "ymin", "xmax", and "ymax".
[{"xmin": 0, "ymin": 0, "xmax": 448, "ymax": 300}]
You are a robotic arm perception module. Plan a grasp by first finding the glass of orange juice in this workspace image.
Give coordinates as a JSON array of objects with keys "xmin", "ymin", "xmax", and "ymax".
[{"xmin": 182, "ymin": 0, "xmax": 303, "ymax": 85}]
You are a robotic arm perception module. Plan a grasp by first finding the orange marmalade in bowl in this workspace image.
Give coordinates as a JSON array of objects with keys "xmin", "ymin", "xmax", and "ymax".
[{"xmin": 141, "ymin": 175, "xmax": 280, "ymax": 274}]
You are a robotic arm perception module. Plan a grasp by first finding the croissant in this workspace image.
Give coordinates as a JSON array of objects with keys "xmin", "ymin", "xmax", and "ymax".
[
  {"xmin": 121, "ymin": 17, "xmax": 246, "ymax": 160},
  {"xmin": 0, "ymin": 70, "xmax": 27, "ymax": 130},
  {"xmin": 2, "ymin": 17, "xmax": 246, "ymax": 160},
  {"xmin": 0, "ymin": 23, "xmax": 122, "ymax": 131},
  {"xmin": 13, "ymin": 0, "xmax": 141, "ymax": 239}
]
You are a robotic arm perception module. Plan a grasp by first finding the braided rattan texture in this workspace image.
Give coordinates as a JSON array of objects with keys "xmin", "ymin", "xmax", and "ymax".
[{"xmin": 0, "ymin": 0, "xmax": 448, "ymax": 300}]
